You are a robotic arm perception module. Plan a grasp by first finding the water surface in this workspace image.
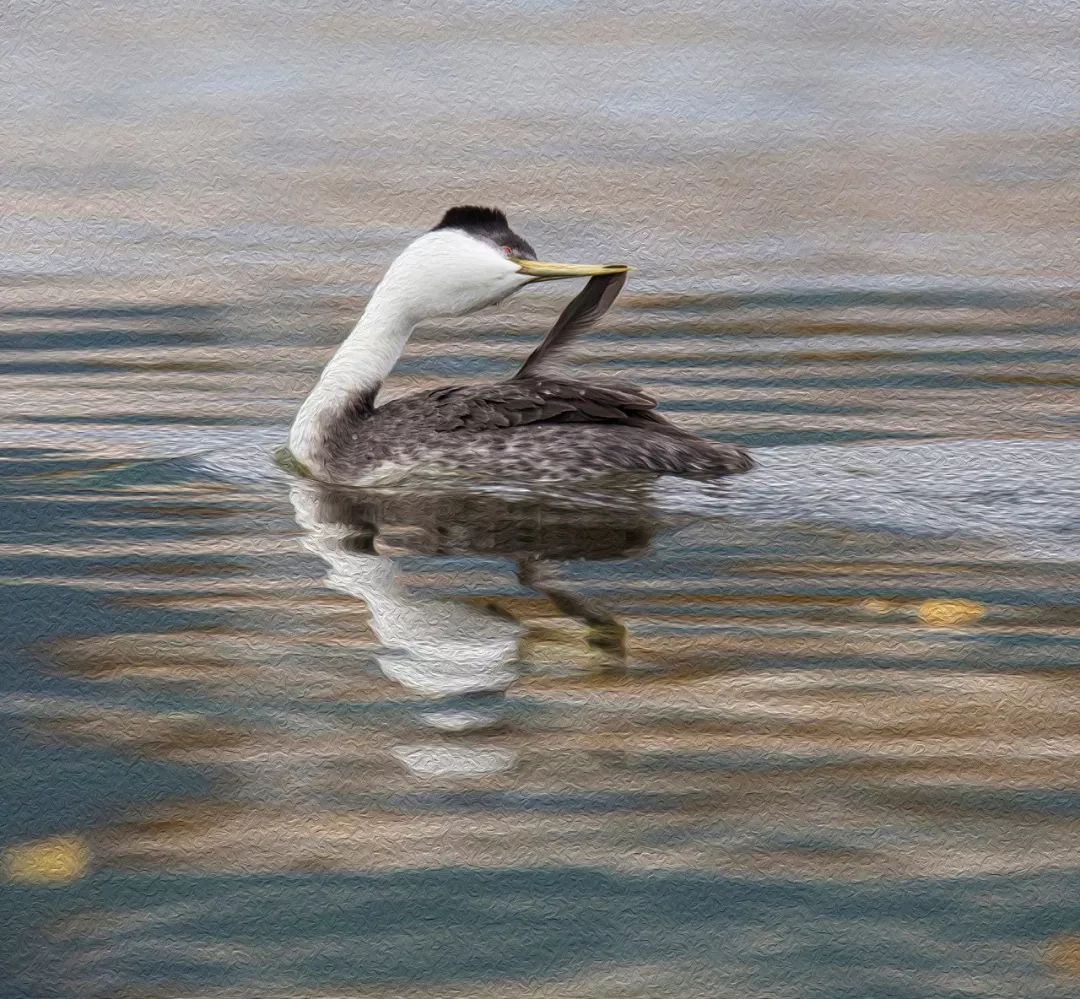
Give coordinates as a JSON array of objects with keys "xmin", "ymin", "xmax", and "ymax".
[{"xmin": 3, "ymin": 2, "xmax": 1080, "ymax": 996}]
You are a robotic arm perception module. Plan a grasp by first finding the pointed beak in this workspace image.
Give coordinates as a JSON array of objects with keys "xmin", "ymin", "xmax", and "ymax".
[{"xmin": 511, "ymin": 259, "xmax": 630, "ymax": 281}]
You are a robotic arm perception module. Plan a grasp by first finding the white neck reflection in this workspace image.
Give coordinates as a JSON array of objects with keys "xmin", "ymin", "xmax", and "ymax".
[
  {"xmin": 290, "ymin": 480, "xmax": 522, "ymax": 759},
  {"xmin": 289, "ymin": 478, "xmax": 657, "ymax": 775}
]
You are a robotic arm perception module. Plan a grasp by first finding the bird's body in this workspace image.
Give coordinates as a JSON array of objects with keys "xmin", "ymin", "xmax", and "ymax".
[
  {"xmin": 289, "ymin": 207, "xmax": 751, "ymax": 486},
  {"xmin": 314, "ymin": 374, "xmax": 750, "ymax": 485}
]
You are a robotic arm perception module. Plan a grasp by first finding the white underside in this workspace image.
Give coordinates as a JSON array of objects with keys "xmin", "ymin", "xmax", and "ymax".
[{"xmin": 331, "ymin": 458, "xmax": 453, "ymax": 488}]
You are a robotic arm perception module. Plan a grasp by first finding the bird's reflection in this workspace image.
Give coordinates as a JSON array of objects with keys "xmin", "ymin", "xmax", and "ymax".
[{"xmin": 290, "ymin": 479, "xmax": 662, "ymax": 765}]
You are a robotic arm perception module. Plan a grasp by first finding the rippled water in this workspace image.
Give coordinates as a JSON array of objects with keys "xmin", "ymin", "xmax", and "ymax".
[{"xmin": 4, "ymin": 1, "xmax": 1080, "ymax": 997}]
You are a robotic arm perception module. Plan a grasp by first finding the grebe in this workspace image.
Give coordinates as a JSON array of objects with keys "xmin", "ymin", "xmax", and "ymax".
[{"xmin": 288, "ymin": 206, "xmax": 752, "ymax": 484}]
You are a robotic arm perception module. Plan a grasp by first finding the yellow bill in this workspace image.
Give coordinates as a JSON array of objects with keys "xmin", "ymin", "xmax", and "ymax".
[{"xmin": 512, "ymin": 259, "xmax": 630, "ymax": 280}]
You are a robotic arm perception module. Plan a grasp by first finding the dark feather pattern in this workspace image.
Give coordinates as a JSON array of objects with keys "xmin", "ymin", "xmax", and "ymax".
[
  {"xmin": 319, "ymin": 372, "xmax": 754, "ymax": 483},
  {"xmin": 516, "ymin": 271, "xmax": 628, "ymax": 379}
]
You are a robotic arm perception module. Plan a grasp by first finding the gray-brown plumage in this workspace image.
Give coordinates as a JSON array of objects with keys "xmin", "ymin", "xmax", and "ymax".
[{"xmin": 317, "ymin": 269, "xmax": 753, "ymax": 484}]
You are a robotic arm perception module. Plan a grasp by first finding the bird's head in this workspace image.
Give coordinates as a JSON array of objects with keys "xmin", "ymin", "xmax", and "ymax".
[{"xmin": 379, "ymin": 206, "xmax": 628, "ymax": 321}]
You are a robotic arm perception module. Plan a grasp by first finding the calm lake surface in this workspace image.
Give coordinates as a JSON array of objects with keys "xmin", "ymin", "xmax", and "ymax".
[{"xmin": 3, "ymin": 2, "xmax": 1080, "ymax": 996}]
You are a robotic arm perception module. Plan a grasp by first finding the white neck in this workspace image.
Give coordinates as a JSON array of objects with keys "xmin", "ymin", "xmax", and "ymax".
[
  {"xmin": 288, "ymin": 228, "xmax": 529, "ymax": 471},
  {"xmin": 288, "ymin": 278, "xmax": 417, "ymax": 469}
]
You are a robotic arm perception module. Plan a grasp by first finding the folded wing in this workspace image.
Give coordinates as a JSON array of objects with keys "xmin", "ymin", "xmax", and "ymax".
[{"xmin": 407, "ymin": 374, "xmax": 672, "ymax": 433}]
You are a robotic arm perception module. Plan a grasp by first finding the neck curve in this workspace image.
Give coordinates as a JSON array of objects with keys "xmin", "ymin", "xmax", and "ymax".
[{"xmin": 289, "ymin": 279, "xmax": 418, "ymax": 470}]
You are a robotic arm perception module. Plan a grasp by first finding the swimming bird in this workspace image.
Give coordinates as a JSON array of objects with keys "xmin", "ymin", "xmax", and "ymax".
[{"xmin": 288, "ymin": 206, "xmax": 752, "ymax": 485}]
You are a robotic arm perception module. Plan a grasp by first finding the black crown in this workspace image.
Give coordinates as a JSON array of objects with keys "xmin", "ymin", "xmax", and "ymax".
[{"xmin": 432, "ymin": 206, "xmax": 510, "ymax": 232}]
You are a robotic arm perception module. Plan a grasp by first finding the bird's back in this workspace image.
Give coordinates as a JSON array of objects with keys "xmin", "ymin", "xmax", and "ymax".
[{"xmin": 319, "ymin": 376, "xmax": 751, "ymax": 485}]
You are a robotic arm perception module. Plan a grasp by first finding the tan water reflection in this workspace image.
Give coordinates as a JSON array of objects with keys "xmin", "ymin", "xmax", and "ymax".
[
  {"xmin": 31, "ymin": 482, "xmax": 1078, "ymax": 887},
  {"xmin": 0, "ymin": 445, "xmax": 1065, "ymax": 996}
]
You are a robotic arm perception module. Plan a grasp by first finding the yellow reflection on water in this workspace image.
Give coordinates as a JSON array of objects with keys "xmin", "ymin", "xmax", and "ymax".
[
  {"xmin": 3, "ymin": 835, "xmax": 91, "ymax": 885},
  {"xmin": 917, "ymin": 597, "xmax": 987, "ymax": 627},
  {"xmin": 1045, "ymin": 936, "xmax": 1080, "ymax": 977}
]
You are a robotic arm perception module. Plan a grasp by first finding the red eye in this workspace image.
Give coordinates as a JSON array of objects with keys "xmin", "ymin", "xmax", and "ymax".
[{"xmin": 501, "ymin": 245, "xmax": 514, "ymax": 256}]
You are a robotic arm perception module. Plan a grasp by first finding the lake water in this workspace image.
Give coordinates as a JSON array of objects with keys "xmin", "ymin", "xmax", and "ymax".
[{"xmin": 3, "ymin": 2, "xmax": 1080, "ymax": 997}]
